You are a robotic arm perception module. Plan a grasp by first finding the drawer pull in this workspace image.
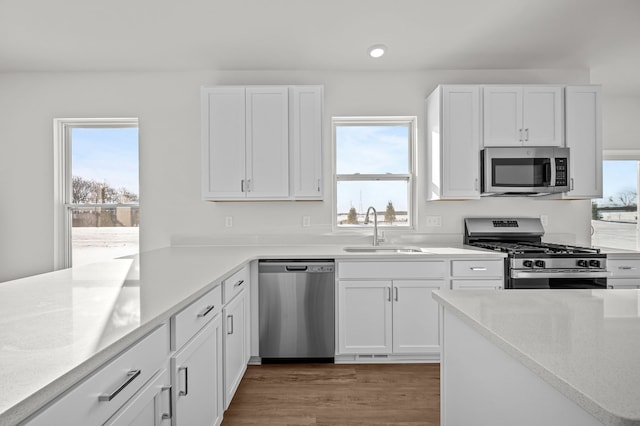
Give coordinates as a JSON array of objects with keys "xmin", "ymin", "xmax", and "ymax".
[
  {"xmin": 197, "ymin": 305, "xmax": 215, "ymax": 318},
  {"xmin": 161, "ymin": 386, "xmax": 172, "ymax": 420},
  {"xmin": 178, "ymin": 367, "xmax": 189, "ymax": 396},
  {"xmin": 99, "ymin": 369, "xmax": 141, "ymax": 402},
  {"xmin": 618, "ymin": 266, "xmax": 637, "ymax": 270},
  {"xmin": 470, "ymin": 267, "xmax": 488, "ymax": 271},
  {"xmin": 234, "ymin": 279, "xmax": 245, "ymax": 288}
]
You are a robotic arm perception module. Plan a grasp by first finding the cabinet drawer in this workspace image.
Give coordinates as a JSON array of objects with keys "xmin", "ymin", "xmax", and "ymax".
[
  {"xmin": 172, "ymin": 285, "xmax": 222, "ymax": 350},
  {"xmin": 338, "ymin": 261, "xmax": 446, "ymax": 280},
  {"xmin": 224, "ymin": 265, "xmax": 250, "ymax": 303},
  {"xmin": 26, "ymin": 324, "xmax": 169, "ymax": 426},
  {"xmin": 608, "ymin": 278, "xmax": 640, "ymax": 289},
  {"xmin": 608, "ymin": 259, "xmax": 640, "ymax": 278},
  {"xmin": 451, "ymin": 260, "xmax": 503, "ymax": 278}
]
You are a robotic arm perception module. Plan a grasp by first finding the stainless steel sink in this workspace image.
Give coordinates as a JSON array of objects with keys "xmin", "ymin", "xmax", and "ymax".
[{"xmin": 343, "ymin": 247, "xmax": 426, "ymax": 254}]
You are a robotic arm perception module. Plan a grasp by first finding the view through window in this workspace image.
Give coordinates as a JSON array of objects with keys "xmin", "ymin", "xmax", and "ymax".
[
  {"xmin": 334, "ymin": 118, "xmax": 415, "ymax": 228},
  {"xmin": 592, "ymin": 160, "xmax": 639, "ymax": 250},
  {"xmin": 69, "ymin": 125, "xmax": 139, "ymax": 266}
]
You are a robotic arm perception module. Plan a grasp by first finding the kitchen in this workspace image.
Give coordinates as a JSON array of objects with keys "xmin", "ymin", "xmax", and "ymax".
[{"xmin": 2, "ymin": 0, "xmax": 640, "ymax": 425}]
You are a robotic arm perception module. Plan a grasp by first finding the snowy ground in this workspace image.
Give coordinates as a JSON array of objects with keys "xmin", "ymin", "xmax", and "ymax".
[
  {"xmin": 72, "ymin": 227, "xmax": 139, "ymax": 267},
  {"xmin": 591, "ymin": 220, "xmax": 640, "ymax": 251}
]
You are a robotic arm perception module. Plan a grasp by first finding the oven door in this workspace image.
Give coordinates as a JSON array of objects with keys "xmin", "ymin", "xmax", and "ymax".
[{"xmin": 508, "ymin": 270, "xmax": 609, "ymax": 289}]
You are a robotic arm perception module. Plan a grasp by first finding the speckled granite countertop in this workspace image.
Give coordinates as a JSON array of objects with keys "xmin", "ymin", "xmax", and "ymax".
[
  {"xmin": 0, "ymin": 243, "xmax": 504, "ymax": 425},
  {"xmin": 433, "ymin": 289, "xmax": 640, "ymax": 426}
]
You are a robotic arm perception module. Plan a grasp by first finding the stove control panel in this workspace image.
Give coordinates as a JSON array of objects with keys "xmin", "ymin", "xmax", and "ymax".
[{"xmin": 512, "ymin": 257, "xmax": 607, "ymax": 270}]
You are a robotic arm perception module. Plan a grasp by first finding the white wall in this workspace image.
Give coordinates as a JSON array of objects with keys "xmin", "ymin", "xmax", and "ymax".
[
  {"xmin": 602, "ymin": 95, "xmax": 640, "ymax": 151},
  {"xmin": 0, "ymin": 69, "xmax": 596, "ymax": 282}
]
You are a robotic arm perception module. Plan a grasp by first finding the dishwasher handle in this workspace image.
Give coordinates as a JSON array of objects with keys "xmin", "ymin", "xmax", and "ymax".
[{"xmin": 285, "ymin": 266, "xmax": 308, "ymax": 272}]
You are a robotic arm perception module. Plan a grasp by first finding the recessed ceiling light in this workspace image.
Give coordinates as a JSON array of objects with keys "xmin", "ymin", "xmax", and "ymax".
[{"xmin": 368, "ymin": 44, "xmax": 387, "ymax": 58}]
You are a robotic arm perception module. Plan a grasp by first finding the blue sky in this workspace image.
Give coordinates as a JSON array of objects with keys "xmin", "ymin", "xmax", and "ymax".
[
  {"xmin": 336, "ymin": 125, "xmax": 409, "ymax": 214},
  {"xmin": 72, "ymin": 127, "xmax": 139, "ymax": 195},
  {"xmin": 597, "ymin": 160, "xmax": 638, "ymax": 205}
]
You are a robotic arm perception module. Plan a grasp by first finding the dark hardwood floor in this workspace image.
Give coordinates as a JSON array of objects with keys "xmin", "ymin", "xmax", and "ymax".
[{"xmin": 222, "ymin": 363, "xmax": 440, "ymax": 425}]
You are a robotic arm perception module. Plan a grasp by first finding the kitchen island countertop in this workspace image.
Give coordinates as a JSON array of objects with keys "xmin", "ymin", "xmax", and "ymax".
[{"xmin": 433, "ymin": 289, "xmax": 640, "ymax": 425}]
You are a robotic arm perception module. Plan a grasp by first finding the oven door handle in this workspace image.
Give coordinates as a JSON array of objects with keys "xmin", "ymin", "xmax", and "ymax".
[{"xmin": 511, "ymin": 270, "xmax": 609, "ymax": 279}]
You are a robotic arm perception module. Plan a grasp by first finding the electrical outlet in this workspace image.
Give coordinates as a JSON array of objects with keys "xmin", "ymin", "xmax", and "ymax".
[
  {"xmin": 302, "ymin": 216, "xmax": 311, "ymax": 227},
  {"xmin": 540, "ymin": 215, "xmax": 548, "ymax": 227},
  {"xmin": 426, "ymin": 215, "xmax": 442, "ymax": 227},
  {"xmin": 225, "ymin": 216, "xmax": 233, "ymax": 227}
]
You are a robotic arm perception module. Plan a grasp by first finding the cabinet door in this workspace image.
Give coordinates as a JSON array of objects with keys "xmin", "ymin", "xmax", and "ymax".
[
  {"xmin": 483, "ymin": 86, "xmax": 523, "ymax": 146},
  {"xmin": 201, "ymin": 87, "xmax": 246, "ymax": 199},
  {"xmin": 173, "ymin": 316, "xmax": 223, "ymax": 426},
  {"xmin": 290, "ymin": 86, "xmax": 323, "ymax": 199},
  {"xmin": 104, "ymin": 369, "xmax": 171, "ymax": 426},
  {"xmin": 245, "ymin": 87, "xmax": 290, "ymax": 198},
  {"xmin": 563, "ymin": 86, "xmax": 602, "ymax": 199},
  {"xmin": 523, "ymin": 86, "xmax": 563, "ymax": 146},
  {"xmin": 392, "ymin": 280, "xmax": 445, "ymax": 354},
  {"xmin": 441, "ymin": 85, "xmax": 481, "ymax": 198},
  {"xmin": 223, "ymin": 288, "xmax": 248, "ymax": 409},
  {"xmin": 338, "ymin": 280, "xmax": 392, "ymax": 354},
  {"xmin": 451, "ymin": 280, "xmax": 504, "ymax": 290}
]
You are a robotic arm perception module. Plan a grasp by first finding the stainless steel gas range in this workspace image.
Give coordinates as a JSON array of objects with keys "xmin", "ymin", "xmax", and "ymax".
[{"xmin": 464, "ymin": 218, "xmax": 609, "ymax": 289}]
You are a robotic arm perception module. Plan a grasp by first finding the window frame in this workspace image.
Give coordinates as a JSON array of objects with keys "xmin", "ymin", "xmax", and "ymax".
[
  {"xmin": 332, "ymin": 116, "xmax": 417, "ymax": 231},
  {"xmin": 53, "ymin": 118, "xmax": 139, "ymax": 270}
]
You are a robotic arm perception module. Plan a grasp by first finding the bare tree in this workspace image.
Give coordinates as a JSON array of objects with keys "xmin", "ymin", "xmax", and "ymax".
[
  {"xmin": 609, "ymin": 191, "xmax": 637, "ymax": 207},
  {"xmin": 72, "ymin": 176, "xmax": 138, "ymax": 204}
]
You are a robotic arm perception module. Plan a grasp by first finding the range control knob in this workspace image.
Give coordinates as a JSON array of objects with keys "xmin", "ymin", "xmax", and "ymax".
[
  {"xmin": 589, "ymin": 259, "xmax": 601, "ymax": 268},
  {"xmin": 523, "ymin": 260, "xmax": 534, "ymax": 268},
  {"xmin": 534, "ymin": 260, "xmax": 546, "ymax": 268},
  {"xmin": 577, "ymin": 259, "xmax": 589, "ymax": 268}
]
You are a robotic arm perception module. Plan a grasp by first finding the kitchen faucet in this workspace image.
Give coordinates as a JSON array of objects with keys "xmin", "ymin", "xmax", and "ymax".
[{"xmin": 364, "ymin": 206, "xmax": 384, "ymax": 246}]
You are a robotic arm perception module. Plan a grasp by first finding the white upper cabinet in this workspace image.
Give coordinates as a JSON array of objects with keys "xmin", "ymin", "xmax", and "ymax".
[
  {"xmin": 290, "ymin": 86, "xmax": 323, "ymax": 199},
  {"xmin": 562, "ymin": 85, "xmax": 602, "ymax": 199},
  {"xmin": 202, "ymin": 85, "xmax": 323, "ymax": 201},
  {"xmin": 426, "ymin": 85, "xmax": 481, "ymax": 200},
  {"xmin": 483, "ymin": 86, "xmax": 564, "ymax": 147}
]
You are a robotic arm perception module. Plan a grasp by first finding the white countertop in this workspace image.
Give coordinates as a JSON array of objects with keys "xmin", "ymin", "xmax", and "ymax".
[
  {"xmin": 433, "ymin": 289, "xmax": 640, "ymax": 426},
  {"xmin": 0, "ymin": 243, "xmax": 503, "ymax": 425}
]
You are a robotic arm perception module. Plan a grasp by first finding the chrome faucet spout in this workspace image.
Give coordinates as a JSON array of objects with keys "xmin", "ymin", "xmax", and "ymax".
[{"xmin": 364, "ymin": 206, "xmax": 382, "ymax": 246}]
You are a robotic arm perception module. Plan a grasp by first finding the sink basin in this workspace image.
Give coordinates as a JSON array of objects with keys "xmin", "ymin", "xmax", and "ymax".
[{"xmin": 343, "ymin": 246, "xmax": 427, "ymax": 254}]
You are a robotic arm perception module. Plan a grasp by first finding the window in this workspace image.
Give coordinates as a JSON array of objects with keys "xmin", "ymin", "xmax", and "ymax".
[
  {"xmin": 333, "ymin": 117, "xmax": 416, "ymax": 228},
  {"xmin": 54, "ymin": 118, "xmax": 139, "ymax": 269},
  {"xmin": 591, "ymin": 155, "xmax": 639, "ymax": 250}
]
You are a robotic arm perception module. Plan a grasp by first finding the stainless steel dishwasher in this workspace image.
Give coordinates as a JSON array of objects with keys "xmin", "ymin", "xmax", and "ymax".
[{"xmin": 258, "ymin": 260, "xmax": 335, "ymax": 362}]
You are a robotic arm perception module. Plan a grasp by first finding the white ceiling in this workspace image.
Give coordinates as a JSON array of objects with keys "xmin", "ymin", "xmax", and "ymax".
[{"xmin": 1, "ymin": 0, "xmax": 639, "ymax": 95}]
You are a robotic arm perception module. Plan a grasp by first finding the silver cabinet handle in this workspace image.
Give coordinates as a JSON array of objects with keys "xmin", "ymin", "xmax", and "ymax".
[
  {"xmin": 524, "ymin": 128, "xmax": 529, "ymax": 141},
  {"xmin": 247, "ymin": 179, "xmax": 251, "ymax": 192},
  {"xmin": 241, "ymin": 179, "xmax": 245, "ymax": 192},
  {"xmin": 99, "ymin": 369, "xmax": 141, "ymax": 402},
  {"xmin": 178, "ymin": 367, "xmax": 189, "ymax": 396},
  {"xmin": 161, "ymin": 386, "xmax": 172, "ymax": 420},
  {"xmin": 394, "ymin": 287, "xmax": 399, "ymax": 301},
  {"xmin": 519, "ymin": 129, "xmax": 523, "ymax": 142},
  {"xmin": 227, "ymin": 315, "xmax": 234, "ymax": 334},
  {"xmin": 386, "ymin": 287, "xmax": 391, "ymax": 302},
  {"xmin": 317, "ymin": 178, "xmax": 321, "ymax": 192},
  {"xmin": 619, "ymin": 266, "xmax": 637, "ymax": 270},
  {"xmin": 470, "ymin": 267, "xmax": 487, "ymax": 271},
  {"xmin": 197, "ymin": 304, "xmax": 215, "ymax": 317},
  {"xmin": 234, "ymin": 279, "xmax": 245, "ymax": 288},
  {"xmin": 570, "ymin": 178, "xmax": 574, "ymax": 191}
]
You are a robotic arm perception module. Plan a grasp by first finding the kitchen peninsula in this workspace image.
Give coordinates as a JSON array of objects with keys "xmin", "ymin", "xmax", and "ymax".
[
  {"xmin": 434, "ymin": 289, "xmax": 640, "ymax": 426},
  {"xmin": 0, "ymin": 243, "xmax": 503, "ymax": 425}
]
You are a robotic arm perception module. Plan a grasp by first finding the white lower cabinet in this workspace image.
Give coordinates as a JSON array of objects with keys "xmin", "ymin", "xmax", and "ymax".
[
  {"xmin": 223, "ymin": 286, "xmax": 250, "ymax": 409},
  {"xmin": 172, "ymin": 316, "xmax": 224, "ymax": 426},
  {"xmin": 450, "ymin": 259, "xmax": 504, "ymax": 289},
  {"xmin": 25, "ymin": 324, "xmax": 170, "ymax": 426},
  {"xmin": 105, "ymin": 368, "xmax": 172, "ymax": 426},
  {"xmin": 336, "ymin": 260, "xmax": 447, "ymax": 360},
  {"xmin": 337, "ymin": 279, "xmax": 445, "ymax": 355},
  {"xmin": 607, "ymin": 254, "xmax": 640, "ymax": 289}
]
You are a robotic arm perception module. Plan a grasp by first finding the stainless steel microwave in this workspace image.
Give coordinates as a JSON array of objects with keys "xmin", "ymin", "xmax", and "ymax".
[{"xmin": 482, "ymin": 147, "xmax": 570, "ymax": 195}]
